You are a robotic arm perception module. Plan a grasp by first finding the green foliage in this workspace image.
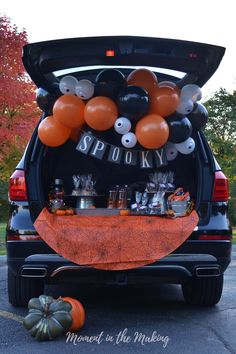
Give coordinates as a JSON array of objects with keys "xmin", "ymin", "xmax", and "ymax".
[
  {"xmin": 0, "ymin": 180, "xmax": 9, "ymax": 222},
  {"xmin": 0, "ymin": 143, "xmax": 23, "ymax": 181},
  {"xmin": 205, "ymin": 88, "xmax": 236, "ymax": 156},
  {"xmin": 204, "ymin": 88, "xmax": 236, "ymax": 225}
]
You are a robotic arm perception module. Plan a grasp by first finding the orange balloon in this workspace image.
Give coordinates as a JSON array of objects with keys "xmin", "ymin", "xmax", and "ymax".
[
  {"xmin": 127, "ymin": 68, "xmax": 158, "ymax": 95},
  {"xmin": 84, "ymin": 96, "xmax": 118, "ymax": 131},
  {"xmin": 135, "ymin": 114, "xmax": 169, "ymax": 149},
  {"xmin": 53, "ymin": 95, "xmax": 85, "ymax": 128},
  {"xmin": 158, "ymin": 81, "xmax": 181, "ymax": 95},
  {"xmin": 38, "ymin": 115, "xmax": 71, "ymax": 147},
  {"xmin": 149, "ymin": 86, "xmax": 179, "ymax": 117},
  {"xmin": 69, "ymin": 126, "xmax": 82, "ymax": 143}
]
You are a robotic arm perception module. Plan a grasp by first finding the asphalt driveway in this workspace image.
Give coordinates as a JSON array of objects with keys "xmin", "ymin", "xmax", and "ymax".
[{"xmin": 0, "ymin": 246, "xmax": 235, "ymax": 354}]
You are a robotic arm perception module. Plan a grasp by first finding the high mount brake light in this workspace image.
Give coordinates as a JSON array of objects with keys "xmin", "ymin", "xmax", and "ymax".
[
  {"xmin": 212, "ymin": 171, "xmax": 229, "ymax": 202},
  {"xmin": 106, "ymin": 49, "xmax": 115, "ymax": 57},
  {"xmin": 9, "ymin": 170, "xmax": 28, "ymax": 201}
]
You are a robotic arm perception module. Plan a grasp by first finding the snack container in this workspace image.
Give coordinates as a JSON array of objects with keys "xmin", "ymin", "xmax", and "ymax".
[{"xmin": 168, "ymin": 200, "xmax": 189, "ymax": 216}]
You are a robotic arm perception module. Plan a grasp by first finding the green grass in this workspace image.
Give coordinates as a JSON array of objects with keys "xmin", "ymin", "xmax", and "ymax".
[
  {"xmin": 0, "ymin": 223, "xmax": 6, "ymax": 255},
  {"xmin": 233, "ymin": 228, "xmax": 236, "ymax": 244},
  {"xmin": 0, "ymin": 223, "xmax": 6, "ymax": 240}
]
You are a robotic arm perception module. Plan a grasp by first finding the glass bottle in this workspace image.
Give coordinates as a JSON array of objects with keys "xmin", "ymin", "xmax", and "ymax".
[
  {"xmin": 107, "ymin": 189, "xmax": 117, "ymax": 208},
  {"xmin": 53, "ymin": 179, "xmax": 65, "ymax": 200},
  {"xmin": 48, "ymin": 178, "xmax": 65, "ymax": 209},
  {"xmin": 117, "ymin": 186, "xmax": 127, "ymax": 209}
]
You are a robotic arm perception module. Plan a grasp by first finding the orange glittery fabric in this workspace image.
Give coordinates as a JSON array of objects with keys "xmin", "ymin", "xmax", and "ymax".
[{"xmin": 34, "ymin": 208, "xmax": 199, "ymax": 270}]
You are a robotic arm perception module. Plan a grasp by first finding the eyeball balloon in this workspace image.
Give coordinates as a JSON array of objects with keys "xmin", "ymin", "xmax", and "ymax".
[
  {"xmin": 59, "ymin": 75, "xmax": 78, "ymax": 95},
  {"xmin": 121, "ymin": 132, "xmax": 137, "ymax": 148},
  {"xmin": 165, "ymin": 142, "xmax": 178, "ymax": 161},
  {"xmin": 181, "ymin": 84, "xmax": 202, "ymax": 103},
  {"xmin": 175, "ymin": 137, "xmax": 195, "ymax": 155},
  {"xmin": 75, "ymin": 79, "xmax": 94, "ymax": 100},
  {"xmin": 176, "ymin": 98, "xmax": 194, "ymax": 115},
  {"xmin": 114, "ymin": 117, "xmax": 131, "ymax": 134}
]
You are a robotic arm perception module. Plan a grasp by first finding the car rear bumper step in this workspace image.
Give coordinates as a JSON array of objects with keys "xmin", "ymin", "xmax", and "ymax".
[
  {"xmin": 16, "ymin": 253, "xmax": 223, "ymax": 282},
  {"xmin": 24, "ymin": 253, "xmax": 218, "ymax": 263}
]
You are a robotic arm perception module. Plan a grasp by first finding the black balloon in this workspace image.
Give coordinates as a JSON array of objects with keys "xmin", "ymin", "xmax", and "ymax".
[
  {"xmin": 36, "ymin": 88, "xmax": 59, "ymax": 113},
  {"xmin": 187, "ymin": 103, "xmax": 208, "ymax": 130},
  {"xmin": 117, "ymin": 85, "xmax": 149, "ymax": 120},
  {"xmin": 167, "ymin": 116, "xmax": 192, "ymax": 143},
  {"xmin": 95, "ymin": 69, "xmax": 127, "ymax": 100}
]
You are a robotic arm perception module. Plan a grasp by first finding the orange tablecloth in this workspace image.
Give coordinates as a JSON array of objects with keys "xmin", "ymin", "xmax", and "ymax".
[{"xmin": 34, "ymin": 208, "xmax": 199, "ymax": 270}]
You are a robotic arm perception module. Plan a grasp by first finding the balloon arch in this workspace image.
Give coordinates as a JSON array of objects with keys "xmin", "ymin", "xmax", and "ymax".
[{"xmin": 37, "ymin": 68, "xmax": 208, "ymax": 162}]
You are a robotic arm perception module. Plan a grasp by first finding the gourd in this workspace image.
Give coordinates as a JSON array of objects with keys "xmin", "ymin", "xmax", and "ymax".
[{"xmin": 23, "ymin": 295, "xmax": 85, "ymax": 341}]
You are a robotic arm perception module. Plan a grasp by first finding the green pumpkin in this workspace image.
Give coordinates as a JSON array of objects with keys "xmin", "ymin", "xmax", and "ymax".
[{"xmin": 23, "ymin": 295, "xmax": 73, "ymax": 341}]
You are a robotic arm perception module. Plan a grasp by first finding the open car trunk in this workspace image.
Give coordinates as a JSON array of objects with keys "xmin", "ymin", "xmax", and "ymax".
[
  {"xmin": 25, "ymin": 125, "xmax": 214, "ymax": 228},
  {"xmin": 41, "ymin": 138, "xmax": 198, "ymax": 206},
  {"xmin": 23, "ymin": 36, "xmax": 224, "ymax": 225}
]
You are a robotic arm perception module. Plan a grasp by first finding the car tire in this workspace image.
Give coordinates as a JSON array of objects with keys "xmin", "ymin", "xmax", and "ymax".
[
  {"xmin": 8, "ymin": 269, "xmax": 44, "ymax": 307},
  {"xmin": 182, "ymin": 274, "xmax": 223, "ymax": 306}
]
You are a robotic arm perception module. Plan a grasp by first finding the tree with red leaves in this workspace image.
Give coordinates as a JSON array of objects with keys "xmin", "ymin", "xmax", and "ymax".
[{"xmin": 0, "ymin": 14, "xmax": 39, "ymax": 180}]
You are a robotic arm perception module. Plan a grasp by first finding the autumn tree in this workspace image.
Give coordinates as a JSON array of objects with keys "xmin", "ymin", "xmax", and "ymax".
[
  {"xmin": 204, "ymin": 88, "xmax": 236, "ymax": 224},
  {"xmin": 0, "ymin": 14, "xmax": 39, "ymax": 181}
]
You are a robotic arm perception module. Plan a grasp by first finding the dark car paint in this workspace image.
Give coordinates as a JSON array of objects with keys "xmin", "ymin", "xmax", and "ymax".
[
  {"xmin": 22, "ymin": 36, "xmax": 225, "ymax": 94},
  {"xmin": 7, "ymin": 109, "xmax": 232, "ymax": 288},
  {"xmin": 6, "ymin": 36, "xmax": 231, "ymax": 294}
]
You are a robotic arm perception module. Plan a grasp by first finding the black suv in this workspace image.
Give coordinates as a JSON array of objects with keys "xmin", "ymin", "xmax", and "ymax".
[{"xmin": 7, "ymin": 36, "xmax": 232, "ymax": 307}]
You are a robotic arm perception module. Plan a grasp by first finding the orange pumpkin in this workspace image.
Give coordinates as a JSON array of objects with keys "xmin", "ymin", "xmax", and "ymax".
[
  {"xmin": 65, "ymin": 208, "xmax": 74, "ymax": 216},
  {"xmin": 62, "ymin": 297, "xmax": 85, "ymax": 332},
  {"xmin": 119, "ymin": 209, "xmax": 130, "ymax": 216},
  {"xmin": 55, "ymin": 209, "xmax": 66, "ymax": 216}
]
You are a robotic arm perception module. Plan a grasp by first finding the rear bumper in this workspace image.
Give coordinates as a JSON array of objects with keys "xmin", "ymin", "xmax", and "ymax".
[
  {"xmin": 7, "ymin": 239, "xmax": 232, "ymax": 285},
  {"xmin": 19, "ymin": 253, "xmax": 224, "ymax": 284}
]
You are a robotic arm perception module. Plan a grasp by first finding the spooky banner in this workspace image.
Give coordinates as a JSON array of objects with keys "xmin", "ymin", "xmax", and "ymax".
[{"xmin": 76, "ymin": 132, "xmax": 168, "ymax": 169}]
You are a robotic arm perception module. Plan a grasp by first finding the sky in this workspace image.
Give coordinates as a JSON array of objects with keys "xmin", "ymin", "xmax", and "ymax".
[{"xmin": 2, "ymin": 0, "xmax": 236, "ymax": 98}]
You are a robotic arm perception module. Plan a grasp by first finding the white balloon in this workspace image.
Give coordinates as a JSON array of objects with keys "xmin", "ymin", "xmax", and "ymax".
[
  {"xmin": 165, "ymin": 142, "xmax": 178, "ymax": 161},
  {"xmin": 75, "ymin": 79, "xmax": 94, "ymax": 100},
  {"xmin": 59, "ymin": 75, "xmax": 78, "ymax": 95},
  {"xmin": 176, "ymin": 98, "xmax": 194, "ymax": 115},
  {"xmin": 121, "ymin": 132, "xmax": 137, "ymax": 148},
  {"xmin": 181, "ymin": 84, "xmax": 202, "ymax": 103},
  {"xmin": 175, "ymin": 137, "xmax": 195, "ymax": 154},
  {"xmin": 114, "ymin": 117, "xmax": 131, "ymax": 134}
]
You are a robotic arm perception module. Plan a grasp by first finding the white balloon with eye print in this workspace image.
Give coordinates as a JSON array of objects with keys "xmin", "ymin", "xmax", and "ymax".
[
  {"xmin": 176, "ymin": 98, "xmax": 194, "ymax": 115},
  {"xmin": 181, "ymin": 84, "xmax": 202, "ymax": 103},
  {"xmin": 114, "ymin": 117, "xmax": 131, "ymax": 134},
  {"xmin": 121, "ymin": 132, "xmax": 137, "ymax": 148},
  {"xmin": 175, "ymin": 137, "xmax": 195, "ymax": 154},
  {"xmin": 75, "ymin": 80, "xmax": 95, "ymax": 100},
  {"xmin": 165, "ymin": 142, "xmax": 178, "ymax": 161},
  {"xmin": 59, "ymin": 75, "xmax": 78, "ymax": 95}
]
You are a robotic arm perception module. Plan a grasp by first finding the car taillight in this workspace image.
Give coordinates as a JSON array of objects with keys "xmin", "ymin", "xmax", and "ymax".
[
  {"xmin": 7, "ymin": 234, "xmax": 41, "ymax": 241},
  {"xmin": 9, "ymin": 170, "xmax": 28, "ymax": 201},
  {"xmin": 212, "ymin": 171, "xmax": 229, "ymax": 202},
  {"xmin": 198, "ymin": 234, "xmax": 232, "ymax": 240}
]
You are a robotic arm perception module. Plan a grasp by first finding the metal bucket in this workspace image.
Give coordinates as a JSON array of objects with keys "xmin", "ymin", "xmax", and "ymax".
[
  {"xmin": 169, "ymin": 200, "xmax": 189, "ymax": 216},
  {"xmin": 76, "ymin": 196, "xmax": 95, "ymax": 209}
]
